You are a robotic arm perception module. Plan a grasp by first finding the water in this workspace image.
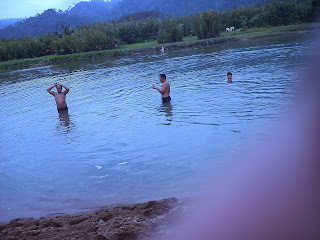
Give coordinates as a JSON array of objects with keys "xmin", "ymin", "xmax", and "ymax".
[{"xmin": 0, "ymin": 33, "xmax": 314, "ymax": 222}]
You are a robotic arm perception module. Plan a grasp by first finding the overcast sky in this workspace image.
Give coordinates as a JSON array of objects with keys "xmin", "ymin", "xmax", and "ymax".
[{"xmin": 0, "ymin": 0, "xmax": 90, "ymax": 19}]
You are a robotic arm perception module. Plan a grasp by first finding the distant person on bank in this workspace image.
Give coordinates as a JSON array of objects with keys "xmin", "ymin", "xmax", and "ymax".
[
  {"xmin": 46, "ymin": 83, "xmax": 69, "ymax": 112},
  {"xmin": 227, "ymin": 72, "xmax": 233, "ymax": 83},
  {"xmin": 152, "ymin": 74, "xmax": 171, "ymax": 103}
]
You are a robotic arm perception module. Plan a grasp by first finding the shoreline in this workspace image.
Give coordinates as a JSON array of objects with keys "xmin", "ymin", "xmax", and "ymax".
[
  {"xmin": 0, "ymin": 23, "xmax": 319, "ymax": 71},
  {"xmin": 0, "ymin": 197, "xmax": 188, "ymax": 239}
]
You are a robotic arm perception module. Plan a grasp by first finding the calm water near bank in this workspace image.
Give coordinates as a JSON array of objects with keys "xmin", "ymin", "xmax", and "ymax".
[{"xmin": 0, "ymin": 32, "xmax": 314, "ymax": 222}]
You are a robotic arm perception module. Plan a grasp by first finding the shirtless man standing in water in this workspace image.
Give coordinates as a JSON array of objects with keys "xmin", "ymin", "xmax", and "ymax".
[
  {"xmin": 46, "ymin": 83, "xmax": 69, "ymax": 112},
  {"xmin": 152, "ymin": 74, "xmax": 171, "ymax": 103}
]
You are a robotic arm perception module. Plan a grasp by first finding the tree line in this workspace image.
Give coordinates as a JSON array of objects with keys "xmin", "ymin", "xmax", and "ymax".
[
  {"xmin": 0, "ymin": 0, "xmax": 319, "ymax": 62},
  {"xmin": 0, "ymin": 0, "xmax": 260, "ymax": 40}
]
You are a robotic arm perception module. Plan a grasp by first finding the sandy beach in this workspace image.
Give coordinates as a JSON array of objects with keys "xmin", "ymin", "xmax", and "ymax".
[{"xmin": 0, "ymin": 197, "xmax": 189, "ymax": 240}]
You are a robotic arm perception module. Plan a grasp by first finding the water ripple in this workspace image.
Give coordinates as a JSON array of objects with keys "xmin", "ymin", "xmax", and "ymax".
[{"xmin": 0, "ymin": 32, "xmax": 315, "ymax": 222}]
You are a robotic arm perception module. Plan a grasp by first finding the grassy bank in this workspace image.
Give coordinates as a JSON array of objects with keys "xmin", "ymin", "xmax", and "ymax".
[{"xmin": 0, "ymin": 23, "xmax": 318, "ymax": 71}]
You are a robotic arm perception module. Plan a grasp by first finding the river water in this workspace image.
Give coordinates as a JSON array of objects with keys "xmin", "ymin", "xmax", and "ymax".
[{"xmin": 0, "ymin": 33, "xmax": 314, "ymax": 222}]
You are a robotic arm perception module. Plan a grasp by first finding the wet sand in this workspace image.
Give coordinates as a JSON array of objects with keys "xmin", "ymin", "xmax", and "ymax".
[{"xmin": 0, "ymin": 198, "xmax": 188, "ymax": 240}]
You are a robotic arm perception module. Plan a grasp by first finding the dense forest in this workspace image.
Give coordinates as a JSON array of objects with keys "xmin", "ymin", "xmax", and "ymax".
[
  {"xmin": 0, "ymin": 0, "xmax": 319, "ymax": 62},
  {"xmin": 114, "ymin": 0, "xmax": 262, "ymax": 17},
  {"xmin": 0, "ymin": 0, "xmax": 263, "ymax": 39}
]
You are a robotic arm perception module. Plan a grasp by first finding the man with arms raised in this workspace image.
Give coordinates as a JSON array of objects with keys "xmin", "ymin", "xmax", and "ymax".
[
  {"xmin": 47, "ymin": 83, "xmax": 69, "ymax": 112},
  {"xmin": 152, "ymin": 74, "xmax": 171, "ymax": 103}
]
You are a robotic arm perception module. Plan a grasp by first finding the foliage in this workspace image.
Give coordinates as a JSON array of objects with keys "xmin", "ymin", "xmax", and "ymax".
[
  {"xmin": 0, "ymin": 0, "xmax": 267, "ymax": 40},
  {"xmin": 0, "ymin": 0, "xmax": 319, "ymax": 62},
  {"xmin": 118, "ymin": 11, "xmax": 163, "ymax": 22},
  {"xmin": 0, "ymin": 23, "xmax": 317, "ymax": 70},
  {"xmin": 157, "ymin": 18, "xmax": 184, "ymax": 44},
  {"xmin": 114, "ymin": 0, "xmax": 261, "ymax": 18},
  {"xmin": 194, "ymin": 11, "xmax": 220, "ymax": 39}
]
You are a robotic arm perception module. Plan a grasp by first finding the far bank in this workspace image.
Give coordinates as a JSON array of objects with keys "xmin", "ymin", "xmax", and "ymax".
[{"xmin": 0, "ymin": 23, "xmax": 319, "ymax": 71}]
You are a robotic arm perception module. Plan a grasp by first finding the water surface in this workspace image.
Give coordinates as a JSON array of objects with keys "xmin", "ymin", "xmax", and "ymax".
[{"xmin": 0, "ymin": 33, "xmax": 314, "ymax": 222}]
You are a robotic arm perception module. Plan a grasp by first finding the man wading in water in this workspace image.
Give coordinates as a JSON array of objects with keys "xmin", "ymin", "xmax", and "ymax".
[
  {"xmin": 152, "ymin": 74, "xmax": 171, "ymax": 103},
  {"xmin": 47, "ymin": 83, "xmax": 69, "ymax": 112}
]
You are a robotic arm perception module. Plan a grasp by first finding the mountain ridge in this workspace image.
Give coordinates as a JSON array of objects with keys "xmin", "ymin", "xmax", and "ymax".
[{"xmin": 0, "ymin": 0, "xmax": 265, "ymax": 40}]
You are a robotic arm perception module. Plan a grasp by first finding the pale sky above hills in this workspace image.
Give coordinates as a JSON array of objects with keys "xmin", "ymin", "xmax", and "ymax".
[{"xmin": 0, "ymin": 0, "xmax": 90, "ymax": 19}]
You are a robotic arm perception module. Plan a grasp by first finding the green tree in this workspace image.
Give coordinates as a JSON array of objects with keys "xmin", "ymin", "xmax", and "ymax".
[
  {"xmin": 194, "ymin": 11, "xmax": 220, "ymax": 39},
  {"xmin": 157, "ymin": 18, "xmax": 183, "ymax": 43}
]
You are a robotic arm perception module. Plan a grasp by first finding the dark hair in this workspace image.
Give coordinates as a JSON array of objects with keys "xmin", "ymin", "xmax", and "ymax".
[
  {"xmin": 227, "ymin": 72, "xmax": 232, "ymax": 76},
  {"xmin": 160, "ymin": 74, "xmax": 166, "ymax": 79}
]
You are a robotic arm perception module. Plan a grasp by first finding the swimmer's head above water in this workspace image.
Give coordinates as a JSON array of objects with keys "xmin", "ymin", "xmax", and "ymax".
[{"xmin": 227, "ymin": 72, "xmax": 233, "ymax": 83}]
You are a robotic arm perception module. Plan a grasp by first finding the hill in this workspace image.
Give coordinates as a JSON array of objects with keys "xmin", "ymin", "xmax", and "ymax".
[
  {"xmin": 0, "ymin": 0, "xmax": 119, "ymax": 40},
  {"xmin": 65, "ymin": 0, "xmax": 120, "ymax": 22},
  {"xmin": 114, "ymin": 0, "xmax": 263, "ymax": 17},
  {"xmin": 0, "ymin": 18, "xmax": 24, "ymax": 29},
  {"xmin": 0, "ymin": 0, "xmax": 265, "ymax": 40},
  {"xmin": 0, "ymin": 9, "xmax": 92, "ymax": 39}
]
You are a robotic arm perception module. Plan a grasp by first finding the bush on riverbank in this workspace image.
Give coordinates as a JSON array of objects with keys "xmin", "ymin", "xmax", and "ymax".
[
  {"xmin": 1, "ymin": 23, "xmax": 318, "ymax": 70},
  {"xmin": 158, "ymin": 18, "xmax": 184, "ymax": 44},
  {"xmin": 0, "ymin": 0, "xmax": 319, "ymax": 63}
]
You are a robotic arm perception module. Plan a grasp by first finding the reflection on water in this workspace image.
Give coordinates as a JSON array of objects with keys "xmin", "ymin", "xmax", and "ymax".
[
  {"xmin": 55, "ymin": 110, "xmax": 78, "ymax": 146},
  {"xmin": 0, "ymin": 32, "xmax": 315, "ymax": 222},
  {"xmin": 158, "ymin": 102, "xmax": 173, "ymax": 125},
  {"xmin": 58, "ymin": 109, "xmax": 70, "ymax": 127},
  {"xmin": 56, "ymin": 110, "xmax": 75, "ymax": 133}
]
